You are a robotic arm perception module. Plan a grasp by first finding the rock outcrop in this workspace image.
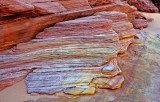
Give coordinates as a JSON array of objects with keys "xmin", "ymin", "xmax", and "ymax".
[
  {"xmin": 88, "ymin": 0, "xmax": 121, "ymax": 7},
  {"xmin": 128, "ymin": 0, "xmax": 159, "ymax": 13},
  {"xmin": 131, "ymin": 13, "xmax": 154, "ymax": 29},
  {"xmin": 132, "ymin": 19, "xmax": 149, "ymax": 30},
  {"xmin": 0, "ymin": 11, "xmax": 136, "ymax": 95},
  {"xmin": 0, "ymin": 0, "xmax": 138, "ymax": 51},
  {"xmin": 152, "ymin": 0, "xmax": 160, "ymax": 12},
  {"xmin": 0, "ymin": 0, "xmax": 154, "ymax": 96},
  {"xmin": 59, "ymin": 0, "xmax": 91, "ymax": 11},
  {"xmin": 0, "ymin": 0, "xmax": 34, "ymax": 18}
]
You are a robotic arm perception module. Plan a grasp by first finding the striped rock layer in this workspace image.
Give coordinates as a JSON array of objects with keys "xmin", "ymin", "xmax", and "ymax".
[
  {"xmin": 128, "ymin": 0, "xmax": 159, "ymax": 13},
  {"xmin": 0, "ymin": 0, "xmax": 138, "ymax": 51},
  {"xmin": 0, "ymin": 11, "xmax": 136, "ymax": 95}
]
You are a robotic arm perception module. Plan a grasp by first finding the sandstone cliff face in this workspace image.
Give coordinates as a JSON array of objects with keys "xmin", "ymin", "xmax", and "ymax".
[
  {"xmin": 128, "ymin": 0, "xmax": 159, "ymax": 13},
  {"xmin": 0, "ymin": 11, "xmax": 136, "ymax": 95}
]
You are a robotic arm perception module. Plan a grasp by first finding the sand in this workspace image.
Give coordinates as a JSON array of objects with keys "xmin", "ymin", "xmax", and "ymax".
[
  {"xmin": 0, "ymin": 79, "xmax": 61, "ymax": 102},
  {"xmin": 141, "ymin": 12, "xmax": 160, "ymax": 34},
  {"xmin": 0, "ymin": 12, "xmax": 160, "ymax": 102}
]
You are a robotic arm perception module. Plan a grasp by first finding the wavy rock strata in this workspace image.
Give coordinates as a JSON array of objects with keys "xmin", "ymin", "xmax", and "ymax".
[
  {"xmin": 0, "ymin": 11, "xmax": 136, "ymax": 95},
  {"xmin": 0, "ymin": 0, "xmax": 138, "ymax": 51}
]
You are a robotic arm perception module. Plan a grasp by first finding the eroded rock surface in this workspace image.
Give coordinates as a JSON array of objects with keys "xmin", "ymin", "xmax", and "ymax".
[
  {"xmin": 88, "ymin": 0, "xmax": 121, "ymax": 7},
  {"xmin": 59, "ymin": 0, "xmax": 91, "ymax": 11},
  {"xmin": 0, "ymin": 0, "xmax": 34, "ymax": 17},
  {"xmin": 0, "ymin": 0, "xmax": 138, "ymax": 51},
  {"xmin": 25, "ymin": 14, "xmax": 126, "ymax": 94},
  {"xmin": 0, "ymin": 11, "xmax": 136, "ymax": 95},
  {"xmin": 132, "ymin": 19, "xmax": 149, "ymax": 29},
  {"xmin": 131, "ymin": 13, "xmax": 154, "ymax": 29},
  {"xmin": 128, "ymin": 0, "xmax": 159, "ymax": 13}
]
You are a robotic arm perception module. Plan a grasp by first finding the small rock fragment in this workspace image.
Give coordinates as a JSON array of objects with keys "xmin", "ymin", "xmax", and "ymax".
[{"xmin": 132, "ymin": 18, "xmax": 149, "ymax": 29}]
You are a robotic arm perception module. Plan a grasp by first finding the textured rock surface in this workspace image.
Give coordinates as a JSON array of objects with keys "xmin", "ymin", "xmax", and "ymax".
[
  {"xmin": 29, "ymin": 1, "xmax": 66, "ymax": 14},
  {"xmin": 0, "ymin": 1, "xmax": 138, "ymax": 51},
  {"xmin": 0, "ymin": 70, "xmax": 31, "ymax": 88},
  {"xmin": 128, "ymin": 0, "xmax": 159, "ymax": 13},
  {"xmin": 152, "ymin": 0, "xmax": 160, "ymax": 12},
  {"xmin": 59, "ymin": 0, "xmax": 91, "ymax": 11},
  {"xmin": 131, "ymin": 13, "xmax": 154, "ymax": 29},
  {"xmin": 132, "ymin": 18, "xmax": 149, "ymax": 29},
  {"xmin": 0, "ymin": 11, "xmax": 137, "ymax": 95},
  {"xmin": 0, "ymin": 0, "xmax": 150, "ymax": 96},
  {"xmin": 88, "ymin": 0, "xmax": 121, "ymax": 7},
  {"xmin": 93, "ymin": 11, "xmax": 136, "ymax": 53},
  {"xmin": 1, "ymin": 30, "xmax": 160, "ymax": 101},
  {"xmin": 1, "ymin": 12, "xmax": 160, "ymax": 101},
  {"xmin": 0, "ymin": 0, "xmax": 34, "ymax": 17},
  {"xmin": 91, "ymin": 2, "xmax": 138, "ymax": 22},
  {"xmin": 94, "ymin": 11, "xmax": 137, "ymax": 39}
]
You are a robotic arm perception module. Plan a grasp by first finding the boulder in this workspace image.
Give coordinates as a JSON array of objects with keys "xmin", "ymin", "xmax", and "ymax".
[
  {"xmin": 128, "ymin": 0, "xmax": 159, "ymax": 13},
  {"xmin": 132, "ymin": 18, "xmax": 149, "ymax": 29}
]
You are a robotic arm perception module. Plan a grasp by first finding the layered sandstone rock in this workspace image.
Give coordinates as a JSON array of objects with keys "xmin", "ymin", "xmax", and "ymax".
[
  {"xmin": 0, "ymin": 0, "xmax": 138, "ymax": 51},
  {"xmin": 88, "ymin": 0, "xmax": 121, "ymax": 7},
  {"xmin": 94, "ymin": 11, "xmax": 137, "ymax": 39},
  {"xmin": 24, "ymin": 0, "xmax": 66, "ymax": 15},
  {"xmin": 0, "ymin": 0, "xmax": 147, "ymax": 95},
  {"xmin": 25, "ymin": 15, "xmax": 125, "ymax": 94},
  {"xmin": 0, "ymin": 11, "xmax": 136, "ymax": 95},
  {"xmin": 59, "ymin": 0, "xmax": 91, "ymax": 11},
  {"xmin": 91, "ymin": 2, "xmax": 138, "ymax": 22},
  {"xmin": 93, "ymin": 11, "xmax": 136, "ymax": 53},
  {"xmin": 128, "ymin": 0, "xmax": 159, "ymax": 13},
  {"xmin": 0, "ymin": 0, "xmax": 34, "ymax": 17}
]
